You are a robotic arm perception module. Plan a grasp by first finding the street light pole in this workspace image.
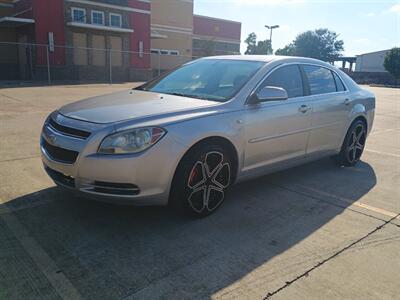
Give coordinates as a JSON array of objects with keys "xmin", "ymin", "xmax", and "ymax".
[{"xmin": 265, "ymin": 24, "xmax": 280, "ymax": 49}]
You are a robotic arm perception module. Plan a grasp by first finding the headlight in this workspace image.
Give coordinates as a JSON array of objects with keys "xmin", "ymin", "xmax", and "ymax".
[{"xmin": 98, "ymin": 127, "xmax": 166, "ymax": 154}]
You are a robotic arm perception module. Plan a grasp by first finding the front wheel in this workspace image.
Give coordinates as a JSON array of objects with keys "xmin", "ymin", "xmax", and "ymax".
[
  {"xmin": 170, "ymin": 144, "xmax": 233, "ymax": 217},
  {"xmin": 332, "ymin": 120, "xmax": 367, "ymax": 167}
]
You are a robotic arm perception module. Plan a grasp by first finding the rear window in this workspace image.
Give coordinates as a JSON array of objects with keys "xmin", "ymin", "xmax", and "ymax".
[
  {"xmin": 333, "ymin": 72, "xmax": 346, "ymax": 92},
  {"xmin": 303, "ymin": 65, "xmax": 337, "ymax": 95}
]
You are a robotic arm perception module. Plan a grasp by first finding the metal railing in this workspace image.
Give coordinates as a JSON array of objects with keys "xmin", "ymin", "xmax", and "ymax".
[{"xmin": 0, "ymin": 41, "xmax": 203, "ymax": 84}]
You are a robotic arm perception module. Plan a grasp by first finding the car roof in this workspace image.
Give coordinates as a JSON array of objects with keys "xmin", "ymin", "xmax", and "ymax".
[
  {"xmin": 201, "ymin": 55, "xmax": 334, "ymax": 68},
  {"xmin": 202, "ymin": 55, "xmax": 277, "ymax": 63}
]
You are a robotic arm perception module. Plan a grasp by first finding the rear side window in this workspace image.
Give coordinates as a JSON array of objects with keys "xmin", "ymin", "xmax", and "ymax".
[
  {"xmin": 303, "ymin": 65, "xmax": 336, "ymax": 95},
  {"xmin": 261, "ymin": 65, "xmax": 304, "ymax": 98},
  {"xmin": 333, "ymin": 72, "xmax": 346, "ymax": 92}
]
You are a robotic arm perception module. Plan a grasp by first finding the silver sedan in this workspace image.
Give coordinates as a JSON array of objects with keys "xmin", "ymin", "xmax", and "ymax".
[{"xmin": 41, "ymin": 56, "xmax": 375, "ymax": 217}]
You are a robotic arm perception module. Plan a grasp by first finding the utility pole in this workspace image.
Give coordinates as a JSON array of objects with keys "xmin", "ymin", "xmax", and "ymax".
[{"xmin": 265, "ymin": 25, "xmax": 280, "ymax": 50}]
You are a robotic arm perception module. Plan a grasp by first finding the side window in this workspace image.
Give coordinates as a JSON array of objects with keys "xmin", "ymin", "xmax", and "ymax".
[
  {"xmin": 261, "ymin": 65, "xmax": 304, "ymax": 98},
  {"xmin": 333, "ymin": 72, "xmax": 346, "ymax": 92},
  {"xmin": 303, "ymin": 65, "xmax": 336, "ymax": 95}
]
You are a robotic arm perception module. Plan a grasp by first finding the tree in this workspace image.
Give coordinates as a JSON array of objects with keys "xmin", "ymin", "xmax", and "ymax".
[
  {"xmin": 244, "ymin": 32, "xmax": 273, "ymax": 55},
  {"xmin": 275, "ymin": 43, "xmax": 296, "ymax": 56},
  {"xmin": 244, "ymin": 32, "xmax": 257, "ymax": 54},
  {"xmin": 384, "ymin": 47, "xmax": 400, "ymax": 81},
  {"xmin": 275, "ymin": 28, "xmax": 344, "ymax": 62}
]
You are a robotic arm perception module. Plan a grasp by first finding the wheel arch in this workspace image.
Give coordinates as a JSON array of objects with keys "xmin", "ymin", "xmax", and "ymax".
[
  {"xmin": 338, "ymin": 114, "xmax": 369, "ymax": 151},
  {"xmin": 349, "ymin": 103, "xmax": 368, "ymax": 128},
  {"xmin": 173, "ymin": 135, "xmax": 240, "ymax": 185},
  {"xmin": 351, "ymin": 115, "xmax": 368, "ymax": 131}
]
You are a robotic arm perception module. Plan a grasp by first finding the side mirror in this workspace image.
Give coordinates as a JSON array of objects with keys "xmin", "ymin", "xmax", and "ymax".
[{"xmin": 248, "ymin": 86, "xmax": 288, "ymax": 104}]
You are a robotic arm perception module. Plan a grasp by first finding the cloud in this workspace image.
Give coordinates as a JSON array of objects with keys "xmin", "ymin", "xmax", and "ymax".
[
  {"xmin": 354, "ymin": 38, "xmax": 370, "ymax": 45},
  {"xmin": 389, "ymin": 3, "xmax": 400, "ymax": 14},
  {"xmin": 279, "ymin": 24, "xmax": 291, "ymax": 31},
  {"xmin": 233, "ymin": 0, "xmax": 306, "ymax": 6}
]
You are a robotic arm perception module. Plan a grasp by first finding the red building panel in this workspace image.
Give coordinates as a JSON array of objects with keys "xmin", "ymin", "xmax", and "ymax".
[
  {"xmin": 32, "ymin": 0, "xmax": 66, "ymax": 65},
  {"xmin": 128, "ymin": 2, "xmax": 151, "ymax": 69},
  {"xmin": 193, "ymin": 15, "xmax": 241, "ymax": 41},
  {"xmin": 128, "ymin": 0, "xmax": 151, "ymax": 11}
]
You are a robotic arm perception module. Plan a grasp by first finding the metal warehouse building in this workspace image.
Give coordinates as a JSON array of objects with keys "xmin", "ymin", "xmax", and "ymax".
[{"xmin": 355, "ymin": 49, "xmax": 390, "ymax": 73}]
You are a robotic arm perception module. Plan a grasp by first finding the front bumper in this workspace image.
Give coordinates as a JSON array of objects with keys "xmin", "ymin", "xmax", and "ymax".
[{"xmin": 41, "ymin": 113, "xmax": 185, "ymax": 206}]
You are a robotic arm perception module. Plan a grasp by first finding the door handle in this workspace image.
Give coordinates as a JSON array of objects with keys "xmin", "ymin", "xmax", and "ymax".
[
  {"xmin": 343, "ymin": 99, "xmax": 351, "ymax": 106},
  {"xmin": 298, "ymin": 105, "xmax": 311, "ymax": 113}
]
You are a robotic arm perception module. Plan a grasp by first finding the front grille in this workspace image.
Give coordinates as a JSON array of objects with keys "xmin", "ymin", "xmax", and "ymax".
[
  {"xmin": 42, "ymin": 138, "xmax": 79, "ymax": 164},
  {"xmin": 45, "ymin": 166, "xmax": 75, "ymax": 188},
  {"xmin": 85, "ymin": 181, "xmax": 140, "ymax": 196},
  {"xmin": 48, "ymin": 118, "xmax": 91, "ymax": 139}
]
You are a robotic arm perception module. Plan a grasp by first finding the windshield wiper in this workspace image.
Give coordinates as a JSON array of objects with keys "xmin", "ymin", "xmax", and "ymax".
[
  {"xmin": 168, "ymin": 92, "xmax": 188, "ymax": 97},
  {"xmin": 167, "ymin": 92, "xmax": 215, "ymax": 101}
]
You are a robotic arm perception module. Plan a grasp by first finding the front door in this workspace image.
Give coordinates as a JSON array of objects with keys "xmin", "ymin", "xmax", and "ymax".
[{"xmin": 243, "ymin": 64, "xmax": 313, "ymax": 171}]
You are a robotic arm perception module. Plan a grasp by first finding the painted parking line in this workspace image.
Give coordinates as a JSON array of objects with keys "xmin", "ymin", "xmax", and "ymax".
[
  {"xmin": 365, "ymin": 149, "xmax": 400, "ymax": 158},
  {"xmin": 370, "ymin": 128, "xmax": 398, "ymax": 136},
  {"xmin": 0, "ymin": 155, "xmax": 41, "ymax": 163},
  {"xmin": 0, "ymin": 205, "xmax": 83, "ymax": 300},
  {"xmin": 294, "ymin": 184, "xmax": 399, "ymax": 220}
]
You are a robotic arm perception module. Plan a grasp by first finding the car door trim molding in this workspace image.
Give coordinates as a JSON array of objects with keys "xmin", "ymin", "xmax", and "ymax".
[{"xmin": 248, "ymin": 127, "xmax": 310, "ymax": 144}]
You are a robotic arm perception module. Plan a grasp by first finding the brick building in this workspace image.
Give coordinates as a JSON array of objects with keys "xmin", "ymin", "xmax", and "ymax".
[
  {"xmin": 0, "ymin": 0, "xmax": 241, "ymax": 81},
  {"xmin": 149, "ymin": 1, "xmax": 241, "ymax": 72},
  {"xmin": 193, "ymin": 15, "xmax": 241, "ymax": 57}
]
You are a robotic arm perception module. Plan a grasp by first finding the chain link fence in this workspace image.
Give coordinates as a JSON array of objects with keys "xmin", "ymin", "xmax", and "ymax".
[{"xmin": 0, "ymin": 41, "xmax": 199, "ymax": 84}]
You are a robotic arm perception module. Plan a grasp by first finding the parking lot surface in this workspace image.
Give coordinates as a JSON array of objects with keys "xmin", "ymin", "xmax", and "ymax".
[{"xmin": 0, "ymin": 84, "xmax": 399, "ymax": 299}]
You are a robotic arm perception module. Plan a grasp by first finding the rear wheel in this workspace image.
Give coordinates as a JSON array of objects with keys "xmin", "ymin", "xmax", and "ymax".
[
  {"xmin": 170, "ymin": 144, "xmax": 233, "ymax": 217},
  {"xmin": 333, "ymin": 119, "xmax": 367, "ymax": 167}
]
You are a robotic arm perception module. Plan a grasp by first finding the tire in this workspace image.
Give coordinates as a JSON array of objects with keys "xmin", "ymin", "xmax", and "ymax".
[
  {"xmin": 169, "ymin": 143, "xmax": 233, "ymax": 218},
  {"xmin": 332, "ymin": 119, "xmax": 367, "ymax": 167}
]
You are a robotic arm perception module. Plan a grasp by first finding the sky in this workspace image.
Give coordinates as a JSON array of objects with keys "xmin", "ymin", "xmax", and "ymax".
[{"xmin": 194, "ymin": 0, "xmax": 400, "ymax": 56}]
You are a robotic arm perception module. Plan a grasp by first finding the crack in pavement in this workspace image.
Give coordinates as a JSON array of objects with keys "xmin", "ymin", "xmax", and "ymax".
[{"xmin": 263, "ymin": 213, "xmax": 400, "ymax": 299}]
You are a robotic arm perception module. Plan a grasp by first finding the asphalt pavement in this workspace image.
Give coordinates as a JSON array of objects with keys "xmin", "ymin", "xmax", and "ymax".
[{"xmin": 0, "ymin": 84, "xmax": 399, "ymax": 299}]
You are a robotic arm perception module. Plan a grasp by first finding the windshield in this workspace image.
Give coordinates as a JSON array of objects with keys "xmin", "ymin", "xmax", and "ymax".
[{"xmin": 137, "ymin": 59, "xmax": 265, "ymax": 102}]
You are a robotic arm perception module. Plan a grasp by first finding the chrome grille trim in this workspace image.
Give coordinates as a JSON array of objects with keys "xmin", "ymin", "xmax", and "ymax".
[{"xmin": 48, "ymin": 117, "xmax": 91, "ymax": 139}]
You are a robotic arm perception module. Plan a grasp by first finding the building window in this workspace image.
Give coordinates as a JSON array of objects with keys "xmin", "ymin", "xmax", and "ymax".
[
  {"xmin": 110, "ymin": 13, "xmax": 122, "ymax": 28},
  {"xmin": 71, "ymin": 7, "xmax": 86, "ymax": 23},
  {"xmin": 160, "ymin": 50, "xmax": 169, "ymax": 55},
  {"xmin": 151, "ymin": 49, "xmax": 160, "ymax": 54},
  {"xmin": 169, "ymin": 50, "xmax": 179, "ymax": 56},
  {"xmin": 91, "ymin": 10, "xmax": 105, "ymax": 25}
]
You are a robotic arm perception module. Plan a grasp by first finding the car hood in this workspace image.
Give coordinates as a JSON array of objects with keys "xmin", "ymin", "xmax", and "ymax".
[{"xmin": 58, "ymin": 90, "xmax": 220, "ymax": 124}]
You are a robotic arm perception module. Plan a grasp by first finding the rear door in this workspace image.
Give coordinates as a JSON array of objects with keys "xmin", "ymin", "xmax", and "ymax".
[
  {"xmin": 243, "ymin": 64, "xmax": 313, "ymax": 171},
  {"xmin": 301, "ymin": 65, "xmax": 350, "ymax": 154}
]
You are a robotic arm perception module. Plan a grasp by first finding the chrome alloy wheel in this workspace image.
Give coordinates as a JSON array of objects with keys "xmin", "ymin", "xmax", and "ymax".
[
  {"xmin": 187, "ymin": 151, "xmax": 231, "ymax": 213},
  {"xmin": 346, "ymin": 124, "xmax": 366, "ymax": 164}
]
